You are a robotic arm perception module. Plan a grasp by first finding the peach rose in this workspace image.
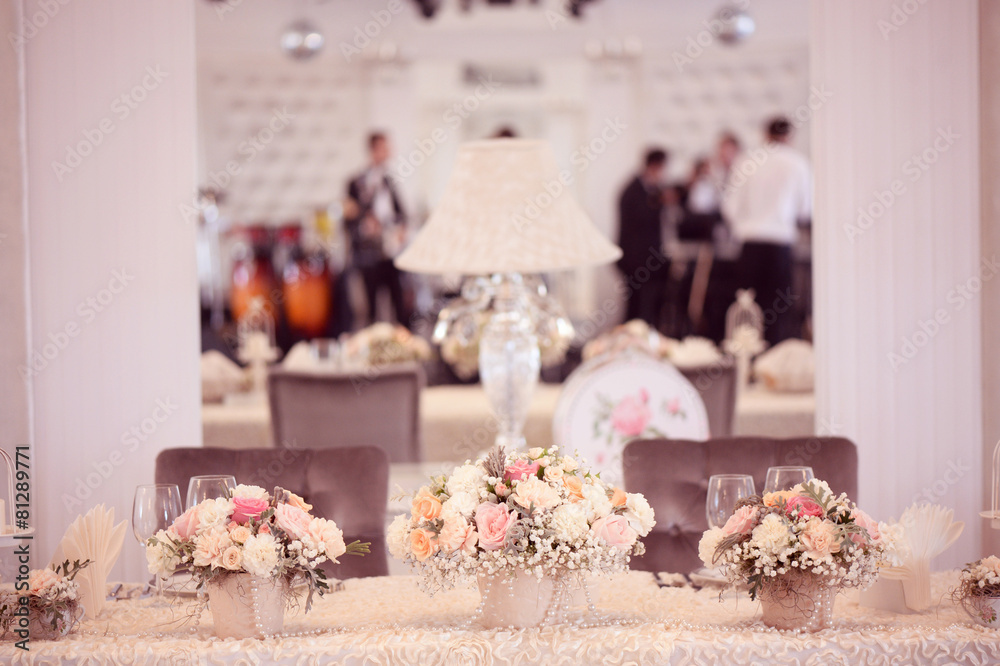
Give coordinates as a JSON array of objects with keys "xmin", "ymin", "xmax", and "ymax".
[
  {"xmin": 723, "ymin": 505, "xmax": 759, "ymax": 536},
  {"xmin": 286, "ymin": 491, "xmax": 313, "ymax": 512},
  {"xmin": 510, "ymin": 478, "xmax": 561, "ymax": 513},
  {"xmin": 494, "ymin": 483, "xmax": 509, "ymax": 498},
  {"xmin": 172, "ymin": 506, "xmax": 200, "ymax": 540},
  {"xmin": 763, "ymin": 491, "xmax": 795, "ymax": 508},
  {"xmin": 850, "ymin": 508, "xmax": 880, "ymax": 546},
  {"xmin": 439, "ymin": 516, "xmax": 479, "ymax": 555},
  {"xmin": 786, "ymin": 496, "xmax": 825, "ymax": 520},
  {"xmin": 503, "ymin": 460, "xmax": 540, "ymax": 483},
  {"xmin": 800, "ymin": 518, "xmax": 842, "ymax": 560},
  {"xmin": 228, "ymin": 525, "xmax": 252, "ymax": 544},
  {"xmin": 231, "ymin": 497, "xmax": 269, "ymax": 525},
  {"xmin": 29, "ymin": 568, "xmax": 61, "ymax": 596},
  {"xmin": 221, "ymin": 545, "xmax": 243, "ymax": 571},
  {"xmin": 591, "ymin": 514, "xmax": 638, "ymax": 550},
  {"xmin": 410, "ymin": 528, "xmax": 439, "ymax": 561},
  {"xmin": 274, "ymin": 502, "xmax": 312, "ymax": 540},
  {"xmin": 610, "ymin": 487, "xmax": 628, "ymax": 508},
  {"xmin": 610, "ymin": 392, "xmax": 651, "ymax": 437},
  {"xmin": 474, "ymin": 503, "xmax": 518, "ymax": 550},
  {"xmin": 563, "ymin": 476, "xmax": 585, "ymax": 501},
  {"xmin": 411, "ymin": 489, "xmax": 443, "ymax": 522}
]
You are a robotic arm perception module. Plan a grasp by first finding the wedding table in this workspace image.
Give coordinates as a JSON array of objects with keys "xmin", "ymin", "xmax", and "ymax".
[
  {"xmin": 202, "ymin": 384, "xmax": 816, "ymax": 459},
  {"xmin": 6, "ymin": 571, "xmax": 997, "ymax": 664}
]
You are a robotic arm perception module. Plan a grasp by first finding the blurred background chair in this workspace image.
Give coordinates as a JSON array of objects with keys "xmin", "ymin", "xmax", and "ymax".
[
  {"xmin": 155, "ymin": 445, "xmax": 389, "ymax": 578},
  {"xmin": 622, "ymin": 436, "xmax": 858, "ymax": 575},
  {"xmin": 268, "ymin": 363, "xmax": 423, "ymax": 462},
  {"xmin": 677, "ymin": 361, "xmax": 737, "ymax": 437}
]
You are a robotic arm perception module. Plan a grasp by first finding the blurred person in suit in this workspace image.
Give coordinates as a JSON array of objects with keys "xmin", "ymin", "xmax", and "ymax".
[
  {"xmin": 722, "ymin": 117, "xmax": 811, "ymax": 345},
  {"xmin": 345, "ymin": 132, "xmax": 411, "ymax": 328},
  {"xmin": 617, "ymin": 148, "xmax": 671, "ymax": 327}
]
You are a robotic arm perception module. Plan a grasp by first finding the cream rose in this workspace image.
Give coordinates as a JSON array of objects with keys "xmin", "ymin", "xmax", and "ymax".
[
  {"xmin": 232, "ymin": 484, "xmax": 269, "ymax": 500},
  {"xmin": 228, "ymin": 525, "xmax": 252, "ymax": 544},
  {"xmin": 221, "ymin": 546, "xmax": 243, "ymax": 571}
]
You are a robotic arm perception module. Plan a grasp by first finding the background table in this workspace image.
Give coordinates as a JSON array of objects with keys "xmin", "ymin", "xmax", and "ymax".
[
  {"xmin": 202, "ymin": 384, "xmax": 816, "ymax": 460},
  {"xmin": 6, "ymin": 571, "xmax": 996, "ymax": 665}
]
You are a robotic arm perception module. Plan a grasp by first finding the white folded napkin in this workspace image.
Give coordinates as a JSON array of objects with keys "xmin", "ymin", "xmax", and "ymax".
[
  {"xmin": 753, "ymin": 339, "xmax": 815, "ymax": 392},
  {"xmin": 201, "ymin": 350, "xmax": 248, "ymax": 402},
  {"xmin": 282, "ymin": 341, "xmax": 317, "ymax": 371},
  {"xmin": 669, "ymin": 336, "xmax": 723, "ymax": 368},
  {"xmin": 50, "ymin": 504, "xmax": 128, "ymax": 618}
]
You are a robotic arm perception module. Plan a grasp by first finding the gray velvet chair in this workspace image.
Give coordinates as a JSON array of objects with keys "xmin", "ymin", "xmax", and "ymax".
[
  {"xmin": 155, "ymin": 446, "xmax": 389, "ymax": 579},
  {"xmin": 677, "ymin": 360, "xmax": 738, "ymax": 437},
  {"xmin": 622, "ymin": 436, "xmax": 858, "ymax": 575},
  {"xmin": 267, "ymin": 363, "xmax": 423, "ymax": 463}
]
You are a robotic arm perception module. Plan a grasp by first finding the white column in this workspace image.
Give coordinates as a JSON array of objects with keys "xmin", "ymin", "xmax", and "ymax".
[
  {"xmin": 22, "ymin": 0, "xmax": 199, "ymax": 580},
  {"xmin": 811, "ymin": 0, "xmax": 981, "ymax": 568}
]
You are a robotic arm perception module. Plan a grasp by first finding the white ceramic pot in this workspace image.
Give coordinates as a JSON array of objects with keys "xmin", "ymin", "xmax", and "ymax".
[
  {"xmin": 965, "ymin": 595, "xmax": 1000, "ymax": 627},
  {"xmin": 27, "ymin": 603, "xmax": 83, "ymax": 640},
  {"xmin": 759, "ymin": 577, "xmax": 838, "ymax": 632},
  {"xmin": 207, "ymin": 574, "xmax": 289, "ymax": 639},
  {"xmin": 476, "ymin": 570, "xmax": 594, "ymax": 629}
]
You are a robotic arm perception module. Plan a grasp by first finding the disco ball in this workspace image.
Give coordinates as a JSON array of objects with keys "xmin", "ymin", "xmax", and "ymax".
[
  {"xmin": 281, "ymin": 21, "xmax": 324, "ymax": 60},
  {"xmin": 716, "ymin": 6, "xmax": 755, "ymax": 45}
]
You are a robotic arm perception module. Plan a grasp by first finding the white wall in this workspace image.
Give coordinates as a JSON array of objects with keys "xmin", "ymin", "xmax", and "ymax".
[
  {"xmin": 811, "ymin": 0, "xmax": 982, "ymax": 568},
  {"xmin": 22, "ymin": 0, "xmax": 200, "ymax": 580}
]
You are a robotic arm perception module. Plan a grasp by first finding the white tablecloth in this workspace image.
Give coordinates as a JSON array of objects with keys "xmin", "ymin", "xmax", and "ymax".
[
  {"xmin": 203, "ymin": 384, "xmax": 816, "ymax": 460},
  {"xmin": 6, "ymin": 571, "xmax": 997, "ymax": 665}
]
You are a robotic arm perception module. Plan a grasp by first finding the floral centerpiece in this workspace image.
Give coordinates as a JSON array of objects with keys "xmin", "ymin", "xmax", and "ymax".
[
  {"xmin": 389, "ymin": 446, "xmax": 655, "ymax": 627},
  {"xmin": 953, "ymin": 556, "xmax": 1000, "ymax": 627},
  {"xmin": 698, "ymin": 479, "xmax": 889, "ymax": 631},
  {"xmin": 343, "ymin": 323, "xmax": 432, "ymax": 367},
  {"xmin": 146, "ymin": 484, "xmax": 368, "ymax": 638},
  {"xmin": 0, "ymin": 560, "xmax": 90, "ymax": 642}
]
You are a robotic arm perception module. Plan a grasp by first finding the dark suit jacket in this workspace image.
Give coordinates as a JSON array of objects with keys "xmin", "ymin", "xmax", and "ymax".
[
  {"xmin": 617, "ymin": 175, "xmax": 664, "ymax": 273},
  {"xmin": 345, "ymin": 169, "xmax": 406, "ymax": 268}
]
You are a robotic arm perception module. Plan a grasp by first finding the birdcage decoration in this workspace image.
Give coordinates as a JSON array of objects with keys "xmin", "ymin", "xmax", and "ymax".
[
  {"xmin": 237, "ymin": 296, "xmax": 279, "ymax": 394},
  {"xmin": 979, "ymin": 439, "xmax": 1000, "ymax": 529},
  {"xmin": 723, "ymin": 289, "xmax": 767, "ymax": 393}
]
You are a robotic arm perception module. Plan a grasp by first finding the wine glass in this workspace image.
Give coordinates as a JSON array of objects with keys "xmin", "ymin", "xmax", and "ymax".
[
  {"xmin": 706, "ymin": 474, "xmax": 757, "ymax": 529},
  {"xmin": 763, "ymin": 466, "xmax": 815, "ymax": 494},
  {"xmin": 132, "ymin": 484, "xmax": 182, "ymax": 605},
  {"xmin": 186, "ymin": 475, "xmax": 237, "ymax": 509}
]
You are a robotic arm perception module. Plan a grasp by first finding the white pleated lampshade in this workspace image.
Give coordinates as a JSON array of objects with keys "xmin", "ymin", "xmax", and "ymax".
[{"xmin": 394, "ymin": 139, "xmax": 622, "ymax": 275}]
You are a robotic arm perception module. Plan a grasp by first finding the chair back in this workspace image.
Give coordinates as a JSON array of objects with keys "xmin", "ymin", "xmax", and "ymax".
[
  {"xmin": 155, "ymin": 446, "xmax": 390, "ymax": 578},
  {"xmin": 622, "ymin": 436, "xmax": 858, "ymax": 574},
  {"xmin": 553, "ymin": 353, "xmax": 709, "ymax": 486},
  {"xmin": 676, "ymin": 361, "xmax": 737, "ymax": 437},
  {"xmin": 268, "ymin": 364, "xmax": 423, "ymax": 463}
]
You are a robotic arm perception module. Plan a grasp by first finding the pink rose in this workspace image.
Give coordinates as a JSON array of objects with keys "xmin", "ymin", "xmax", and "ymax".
[
  {"xmin": 274, "ymin": 502, "xmax": 312, "ymax": 540},
  {"xmin": 610, "ymin": 393, "xmax": 652, "ymax": 437},
  {"xmin": 591, "ymin": 514, "xmax": 638, "ymax": 550},
  {"xmin": 503, "ymin": 460, "xmax": 540, "ymax": 483},
  {"xmin": 474, "ymin": 503, "xmax": 518, "ymax": 550},
  {"xmin": 851, "ymin": 508, "xmax": 880, "ymax": 546},
  {"xmin": 786, "ymin": 496, "xmax": 824, "ymax": 520},
  {"xmin": 722, "ymin": 505, "xmax": 759, "ymax": 536},
  {"xmin": 231, "ymin": 497, "xmax": 269, "ymax": 525},
  {"xmin": 172, "ymin": 506, "xmax": 200, "ymax": 540},
  {"xmin": 439, "ymin": 516, "xmax": 479, "ymax": 555}
]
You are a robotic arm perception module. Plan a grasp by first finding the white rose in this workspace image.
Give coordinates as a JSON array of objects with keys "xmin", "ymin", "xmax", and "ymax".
[
  {"xmin": 387, "ymin": 514, "xmax": 411, "ymax": 560},
  {"xmin": 560, "ymin": 456, "xmax": 579, "ymax": 472},
  {"xmin": 442, "ymin": 491, "xmax": 478, "ymax": 520},
  {"xmin": 543, "ymin": 465, "xmax": 564, "ymax": 483},
  {"xmin": 446, "ymin": 464, "xmax": 486, "ymax": 497},
  {"xmin": 232, "ymin": 484, "xmax": 269, "ymax": 500},
  {"xmin": 624, "ymin": 494, "xmax": 655, "ymax": 536},
  {"xmin": 527, "ymin": 447, "xmax": 544, "ymax": 459},
  {"xmin": 581, "ymin": 483, "xmax": 612, "ymax": 521},
  {"xmin": 242, "ymin": 533, "xmax": 280, "ymax": 577},
  {"xmin": 548, "ymin": 503, "xmax": 589, "ymax": 543}
]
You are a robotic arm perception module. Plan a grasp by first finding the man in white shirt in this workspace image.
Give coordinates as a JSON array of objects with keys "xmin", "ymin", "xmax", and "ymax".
[{"xmin": 722, "ymin": 117, "xmax": 811, "ymax": 345}]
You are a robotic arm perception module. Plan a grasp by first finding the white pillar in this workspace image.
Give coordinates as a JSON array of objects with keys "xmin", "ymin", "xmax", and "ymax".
[
  {"xmin": 22, "ymin": 0, "xmax": 199, "ymax": 580},
  {"xmin": 811, "ymin": 0, "xmax": 982, "ymax": 568}
]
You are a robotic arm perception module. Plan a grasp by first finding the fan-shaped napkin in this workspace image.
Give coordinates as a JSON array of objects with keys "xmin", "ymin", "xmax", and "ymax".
[
  {"xmin": 669, "ymin": 337, "xmax": 723, "ymax": 368},
  {"xmin": 752, "ymin": 339, "xmax": 814, "ymax": 392},
  {"xmin": 51, "ymin": 504, "xmax": 128, "ymax": 618}
]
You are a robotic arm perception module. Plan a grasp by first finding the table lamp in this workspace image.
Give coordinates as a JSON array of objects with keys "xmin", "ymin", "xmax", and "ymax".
[{"xmin": 396, "ymin": 139, "xmax": 621, "ymax": 450}]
